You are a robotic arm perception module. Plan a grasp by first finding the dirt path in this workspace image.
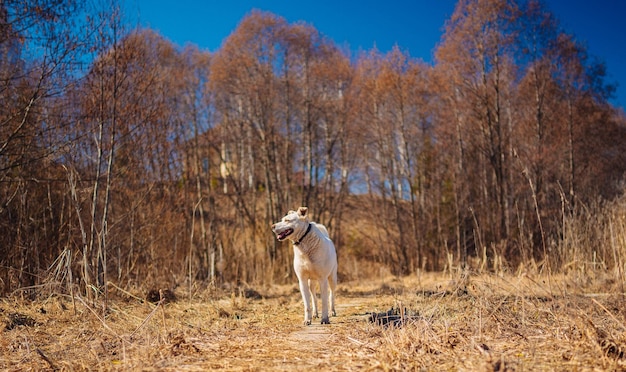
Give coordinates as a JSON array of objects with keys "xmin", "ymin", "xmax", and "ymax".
[
  {"xmin": 270, "ymin": 297, "xmax": 374, "ymax": 370},
  {"xmin": 285, "ymin": 297, "xmax": 371, "ymax": 350}
]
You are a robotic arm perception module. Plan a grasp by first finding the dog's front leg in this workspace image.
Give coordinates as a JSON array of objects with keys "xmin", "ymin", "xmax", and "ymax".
[
  {"xmin": 319, "ymin": 279, "xmax": 330, "ymax": 324},
  {"xmin": 299, "ymin": 278, "xmax": 313, "ymax": 325},
  {"xmin": 308, "ymin": 279, "xmax": 318, "ymax": 319}
]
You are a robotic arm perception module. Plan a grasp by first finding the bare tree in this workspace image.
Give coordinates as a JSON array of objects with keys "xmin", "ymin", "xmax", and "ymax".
[{"xmin": 0, "ymin": 0, "xmax": 100, "ymax": 294}]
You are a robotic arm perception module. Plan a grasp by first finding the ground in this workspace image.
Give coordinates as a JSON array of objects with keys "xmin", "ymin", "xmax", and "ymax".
[{"xmin": 2, "ymin": 272, "xmax": 626, "ymax": 371}]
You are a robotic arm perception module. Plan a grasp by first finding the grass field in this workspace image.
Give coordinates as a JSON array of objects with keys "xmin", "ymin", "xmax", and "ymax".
[{"xmin": 2, "ymin": 271, "xmax": 626, "ymax": 371}]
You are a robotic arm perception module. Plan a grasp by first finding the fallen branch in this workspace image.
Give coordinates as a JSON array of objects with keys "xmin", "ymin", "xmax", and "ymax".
[{"xmin": 36, "ymin": 348, "xmax": 58, "ymax": 370}]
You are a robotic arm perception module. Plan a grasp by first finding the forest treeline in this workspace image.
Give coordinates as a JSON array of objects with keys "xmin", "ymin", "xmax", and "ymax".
[{"xmin": 2, "ymin": 0, "xmax": 626, "ymax": 297}]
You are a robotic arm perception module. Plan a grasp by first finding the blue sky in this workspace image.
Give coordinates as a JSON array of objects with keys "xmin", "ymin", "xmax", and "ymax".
[{"xmin": 124, "ymin": 0, "xmax": 626, "ymax": 110}]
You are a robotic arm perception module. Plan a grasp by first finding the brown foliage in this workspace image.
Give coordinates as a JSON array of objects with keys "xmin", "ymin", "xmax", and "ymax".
[{"xmin": 1, "ymin": 1, "xmax": 626, "ymax": 300}]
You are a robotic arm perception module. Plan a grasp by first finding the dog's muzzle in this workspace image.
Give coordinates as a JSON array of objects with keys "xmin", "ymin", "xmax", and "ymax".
[{"xmin": 275, "ymin": 228, "xmax": 293, "ymax": 241}]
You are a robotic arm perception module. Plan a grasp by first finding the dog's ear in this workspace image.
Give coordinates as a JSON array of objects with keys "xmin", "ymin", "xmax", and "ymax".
[{"xmin": 297, "ymin": 207, "xmax": 308, "ymax": 218}]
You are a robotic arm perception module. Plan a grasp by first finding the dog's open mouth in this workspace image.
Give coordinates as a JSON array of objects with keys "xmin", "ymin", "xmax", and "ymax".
[{"xmin": 276, "ymin": 228, "xmax": 293, "ymax": 241}]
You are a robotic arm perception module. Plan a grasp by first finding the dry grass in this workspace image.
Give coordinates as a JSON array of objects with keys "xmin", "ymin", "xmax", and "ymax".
[{"xmin": 3, "ymin": 271, "xmax": 626, "ymax": 371}]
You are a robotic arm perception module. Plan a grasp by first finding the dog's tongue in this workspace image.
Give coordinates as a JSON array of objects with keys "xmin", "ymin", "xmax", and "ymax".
[{"xmin": 278, "ymin": 228, "xmax": 293, "ymax": 240}]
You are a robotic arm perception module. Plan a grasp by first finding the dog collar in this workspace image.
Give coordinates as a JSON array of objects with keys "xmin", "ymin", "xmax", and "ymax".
[{"xmin": 293, "ymin": 223, "xmax": 312, "ymax": 245}]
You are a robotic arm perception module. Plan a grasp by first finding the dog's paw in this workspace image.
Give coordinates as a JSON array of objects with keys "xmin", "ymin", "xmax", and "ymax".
[
  {"xmin": 321, "ymin": 317, "xmax": 330, "ymax": 324},
  {"xmin": 331, "ymin": 310, "xmax": 337, "ymax": 317},
  {"xmin": 304, "ymin": 320, "xmax": 312, "ymax": 326}
]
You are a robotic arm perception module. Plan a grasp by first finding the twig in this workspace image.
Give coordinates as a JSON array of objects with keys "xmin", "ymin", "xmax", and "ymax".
[
  {"xmin": 36, "ymin": 348, "xmax": 58, "ymax": 370},
  {"xmin": 160, "ymin": 290, "xmax": 168, "ymax": 336},
  {"xmin": 75, "ymin": 296, "xmax": 119, "ymax": 337},
  {"xmin": 107, "ymin": 281, "xmax": 145, "ymax": 303},
  {"xmin": 346, "ymin": 336, "xmax": 376, "ymax": 352},
  {"xmin": 129, "ymin": 298, "xmax": 165, "ymax": 339},
  {"xmin": 522, "ymin": 167, "xmax": 551, "ymax": 292},
  {"xmin": 591, "ymin": 298, "xmax": 626, "ymax": 331},
  {"xmin": 346, "ymin": 336, "xmax": 366, "ymax": 346}
]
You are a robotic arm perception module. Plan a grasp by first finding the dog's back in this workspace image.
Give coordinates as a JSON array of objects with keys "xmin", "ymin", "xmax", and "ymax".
[{"xmin": 314, "ymin": 222, "xmax": 330, "ymax": 238}]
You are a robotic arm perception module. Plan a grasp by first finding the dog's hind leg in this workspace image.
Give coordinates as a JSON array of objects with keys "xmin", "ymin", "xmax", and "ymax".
[
  {"xmin": 308, "ymin": 279, "xmax": 318, "ymax": 319},
  {"xmin": 319, "ymin": 279, "xmax": 330, "ymax": 324}
]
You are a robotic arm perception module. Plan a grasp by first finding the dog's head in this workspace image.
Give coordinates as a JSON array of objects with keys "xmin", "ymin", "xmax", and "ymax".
[{"xmin": 272, "ymin": 207, "xmax": 309, "ymax": 241}]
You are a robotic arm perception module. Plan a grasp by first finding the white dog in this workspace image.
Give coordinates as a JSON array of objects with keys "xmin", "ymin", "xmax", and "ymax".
[{"xmin": 272, "ymin": 207, "xmax": 337, "ymax": 325}]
